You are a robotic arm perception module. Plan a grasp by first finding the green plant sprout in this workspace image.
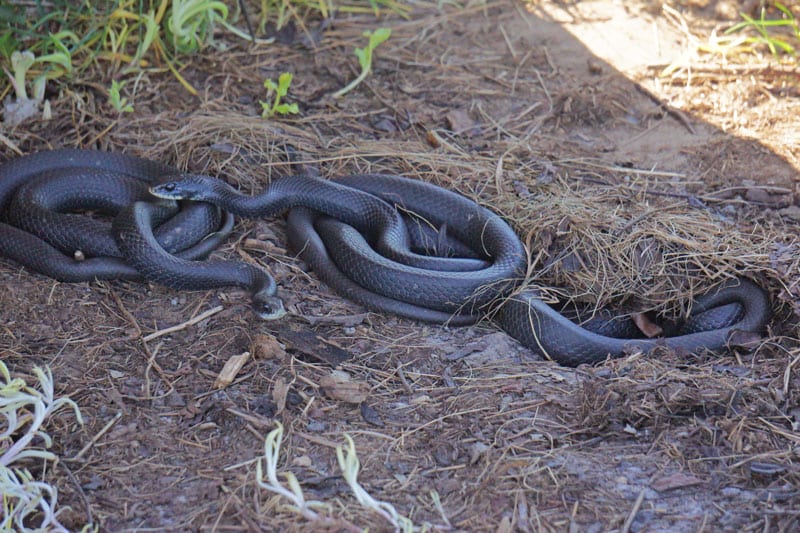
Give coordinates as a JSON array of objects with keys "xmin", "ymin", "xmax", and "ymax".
[
  {"xmin": 5, "ymin": 50, "xmax": 36, "ymax": 101},
  {"xmin": 108, "ymin": 79, "xmax": 134, "ymax": 112},
  {"xmin": 37, "ymin": 31, "xmax": 77, "ymax": 76},
  {"xmin": 2, "ymin": 50, "xmax": 58, "ymax": 125},
  {"xmin": 166, "ymin": 0, "xmax": 230, "ymax": 53},
  {"xmin": 256, "ymin": 422, "xmax": 423, "ymax": 531},
  {"xmin": 1, "ymin": 360, "xmax": 84, "ymax": 531},
  {"xmin": 1, "ymin": 30, "xmax": 74, "ymax": 125},
  {"xmin": 260, "ymin": 72, "xmax": 299, "ymax": 118},
  {"xmin": 165, "ymin": 0, "xmax": 258, "ymax": 53},
  {"xmin": 726, "ymin": 2, "xmax": 799, "ymax": 57},
  {"xmin": 332, "ymin": 27, "xmax": 391, "ymax": 98},
  {"xmin": 127, "ymin": 9, "xmax": 161, "ymax": 70}
]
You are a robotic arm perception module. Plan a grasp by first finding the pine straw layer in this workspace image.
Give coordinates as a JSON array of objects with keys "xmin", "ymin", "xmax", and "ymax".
[{"xmin": 124, "ymin": 106, "xmax": 786, "ymax": 320}]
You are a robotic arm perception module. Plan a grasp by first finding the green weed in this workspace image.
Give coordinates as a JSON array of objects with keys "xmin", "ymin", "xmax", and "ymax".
[
  {"xmin": 726, "ymin": 2, "xmax": 799, "ymax": 57},
  {"xmin": 108, "ymin": 79, "xmax": 134, "ymax": 112},
  {"xmin": 1, "ymin": 1, "xmax": 406, "ymax": 108},
  {"xmin": 260, "ymin": 72, "xmax": 299, "ymax": 118},
  {"xmin": 332, "ymin": 27, "xmax": 391, "ymax": 98},
  {"xmin": 333, "ymin": 28, "xmax": 392, "ymax": 98},
  {"xmin": 165, "ymin": 0, "xmax": 229, "ymax": 54},
  {"xmin": 256, "ymin": 422, "xmax": 427, "ymax": 531},
  {"xmin": 256, "ymin": 422, "xmax": 329, "ymax": 522}
]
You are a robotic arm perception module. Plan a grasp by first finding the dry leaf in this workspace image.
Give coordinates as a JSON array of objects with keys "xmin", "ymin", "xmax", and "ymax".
[
  {"xmin": 632, "ymin": 312, "xmax": 663, "ymax": 337},
  {"xmin": 728, "ymin": 329, "xmax": 764, "ymax": 348},
  {"xmin": 467, "ymin": 442, "xmax": 490, "ymax": 465},
  {"xmin": 292, "ymin": 455, "xmax": 313, "ymax": 468},
  {"xmin": 426, "ymin": 130, "xmax": 442, "ymax": 148},
  {"xmin": 251, "ymin": 333, "xmax": 285, "ymax": 359},
  {"xmin": 496, "ymin": 516, "xmax": 513, "ymax": 533},
  {"xmin": 360, "ymin": 402, "xmax": 384, "ymax": 427},
  {"xmin": 319, "ymin": 370, "xmax": 369, "ymax": 404},
  {"xmin": 272, "ymin": 377, "xmax": 290, "ymax": 415},
  {"xmin": 213, "ymin": 352, "xmax": 250, "ymax": 389},
  {"xmin": 445, "ymin": 109, "xmax": 479, "ymax": 136}
]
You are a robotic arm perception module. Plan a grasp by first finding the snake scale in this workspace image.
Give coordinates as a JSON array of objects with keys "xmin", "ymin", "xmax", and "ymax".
[{"xmin": 1, "ymin": 149, "xmax": 772, "ymax": 366}]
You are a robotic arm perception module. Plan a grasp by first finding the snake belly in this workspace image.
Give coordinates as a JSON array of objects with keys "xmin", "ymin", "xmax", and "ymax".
[{"xmin": 148, "ymin": 172, "xmax": 772, "ymax": 366}]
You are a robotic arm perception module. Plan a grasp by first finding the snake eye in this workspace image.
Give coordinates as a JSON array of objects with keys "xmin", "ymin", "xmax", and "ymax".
[{"xmin": 162, "ymin": 183, "xmax": 176, "ymax": 192}]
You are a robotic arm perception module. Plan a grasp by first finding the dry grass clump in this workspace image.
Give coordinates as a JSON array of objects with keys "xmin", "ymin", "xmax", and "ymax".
[{"xmin": 501, "ymin": 172, "xmax": 777, "ymax": 314}]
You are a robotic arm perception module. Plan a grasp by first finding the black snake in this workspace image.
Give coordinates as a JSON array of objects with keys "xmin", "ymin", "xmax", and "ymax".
[
  {"xmin": 0, "ymin": 149, "xmax": 233, "ymax": 281},
  {"xmin": 0, "ymin": 150, "xmax": 772, "ymax": 366}
]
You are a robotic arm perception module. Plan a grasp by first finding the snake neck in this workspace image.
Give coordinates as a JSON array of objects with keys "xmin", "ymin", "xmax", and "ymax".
[{"xmin": 214, "ymin": 176, "xmax": 393, "ymax": 238}]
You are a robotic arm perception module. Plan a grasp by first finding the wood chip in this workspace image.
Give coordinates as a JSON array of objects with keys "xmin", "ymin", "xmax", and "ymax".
[
  {"xmin": 650, "ymin": 472, "xmax": 704, "ymax": 492},
  {"xmin": 214, "ymin": 352, "xmax": 250, "ymax": 389},
  {"xmin": 251, "ymin": 333, "xmax": 285, "ymax": 359},
  {"xmin": 319, "ymin": 370, "xmax": 369, "ymax": 404},
  {"xmin": 272, "ymin": 376, "xmax": 290, "ymax": 415}
]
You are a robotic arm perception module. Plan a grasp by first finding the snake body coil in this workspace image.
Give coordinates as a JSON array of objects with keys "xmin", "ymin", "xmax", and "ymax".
[
  {"xmin": 151, "ymin": 172, "xmax": 772, "ymax": 366},
  {"xmin": 0, "ymin": 150, "xmax": 773, "ymax": 366},
  {"xmin": 0, "ymin": 149, "xmax": 233, "ymax": 281}
]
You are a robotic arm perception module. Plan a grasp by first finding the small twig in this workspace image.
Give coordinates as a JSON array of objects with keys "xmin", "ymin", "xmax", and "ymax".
[
  {"xmin": 141, "ymin": 341, "xmax": 174, "ymax": 399},
  {"xmin": 300, "ymin": 312, "xmax": 370, "ymax": 327},
  {"xmin": 648, "ymin": 62, "xmax": 800, "ymax": 76},
  {"xmin": 66, "ymin": 411, "xmax": 122, "ymax": 462},
  {"xmin": 237, "ymin": 0, "xmax": 255, "ymax": 43},
  {"xmin": 109, "ymin": 290, "xmax": 141, "ymax": 338},
  {"xmin": 621, "ymin": 488, "xmax": 646, "ymax": 533},
  {"xmin": 0, "ymin": 132, "xmax": 24, "ymax": 155},
  {"xmin": 394, "ymin": 360, "xmax": 414, "ymax": 395},
  {"xmin": 143, "ymin": 305, "xmax": 224, "ymax": 342},
  {"xmin": 59, "ymin": 460, "xmax": 93, "ymax": 525},
  {"xmin": 633, "ymin": 82, "xmax": 696, "ymax": 134}
]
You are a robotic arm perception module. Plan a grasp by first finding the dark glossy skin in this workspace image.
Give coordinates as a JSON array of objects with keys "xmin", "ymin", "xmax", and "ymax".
[
  {"xmin": 113, "ymin": 201, "xmax": 285, "ymax": 320},
  {"xmin": 0, "ymin": 149, "xmax": 232, "ymax": 281},
  {"xmin": 153, "ymin": 172, "xmax": 772, "ymax": 366}
]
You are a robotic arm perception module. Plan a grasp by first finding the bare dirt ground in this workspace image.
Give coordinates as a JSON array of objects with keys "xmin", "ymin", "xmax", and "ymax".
[{"xmin": 2, "ymin": 0, "xmax": 799, "ymax": 531}]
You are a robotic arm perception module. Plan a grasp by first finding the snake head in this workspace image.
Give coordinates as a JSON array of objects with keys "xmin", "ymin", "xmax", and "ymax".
[
  {"xmin": 253, "ymin": 294, "xmax": 287, "ymax": 321},
  {"xmin": 150, "ymin": 174, "xmax": 221, "ymax": 202}
]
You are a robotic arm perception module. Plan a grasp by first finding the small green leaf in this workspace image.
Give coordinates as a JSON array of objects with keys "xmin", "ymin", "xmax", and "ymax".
[
  {"xmin": 259, "ymin": 101, "xmax": 271, "ymax": 118},
  {"xmin": 277, "ymin": 72, "xmax": 293, "ymax": 96},
  {"xmin": 367, "ymin": 27, "xmax": 391, "ymax": 47},
  {"xmin": 274, "ymin": 103, "xmax": 298, "ymax": 115},
  {"xmin": 109, "ymin": 80, "xmax": 134, "ymax": 113},
  {"xmin": 354, "ymin": 47, "xmax": 368, "ymax": 70}
]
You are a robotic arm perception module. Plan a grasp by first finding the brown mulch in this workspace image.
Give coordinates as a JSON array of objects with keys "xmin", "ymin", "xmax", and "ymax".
[{"xmin": 1, "ymin": 0, "xmax": 799, "ymax": 531}]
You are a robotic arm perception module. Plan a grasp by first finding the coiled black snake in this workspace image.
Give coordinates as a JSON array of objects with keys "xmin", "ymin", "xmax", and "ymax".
[
  {"xmin": 0, "ymin": 150, "xmax": 771, "ymax": 366},
  {"xmin": 0, "ymin": 149, "xmax": 233, "ymax": 281},
  {"xmin": 148, "ymin": 172, "xmax": 771, "ymax": 366}
]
